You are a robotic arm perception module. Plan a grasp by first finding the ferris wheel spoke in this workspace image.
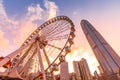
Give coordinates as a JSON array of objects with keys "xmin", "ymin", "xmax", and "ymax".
[
  {"xmin": 42, "ymin": 47, "xmax": 51, "ymax": 66},
  {"xmin": 45, "ymin": 25, "xmax": 70, "ymax": 39},
  {"xmin": 47, "ymin": 22, "xmax": 68, "ymax": 35},
  {"xmin": 47, "ymin": 43, "xmax": 62, "ymax": 51},
  {"xmin": 47, "ymin": 28, "xmax": 70, "ymax": 36},
  {"xmin": 40, "ymin": 21, "xmax": 60, "ymax": 36},
  {"xmin": 44, "ymin": 21, "xmax": 66, "ymax": 34},
  {"xmin": 42, "ymin": 21, "xmax": 69, "ymax": 37},
  {"xmin": 13, "ymin": 42, "xmax": 35, "ymax": 68},
  {"xmin": 41, "ymin": 21, "xmax": 62, "ymax": 37},
  {"xmin": 46, "ymin": 34, "xmax": 69, "ymax": 41},
  {"xmin": 44, "ymin": 23, "xmax": 70, "ymax": 37},
  {"xmin": 19, "ymin": 48, "xmax": 37, "ymax": 75},
  {"xmin": 48, "ymin": 27, "xmax": 70, "ymax": 38},
  {"xmin": 42, "ymin": 46, "xmax": 56, "ymax": 80}
]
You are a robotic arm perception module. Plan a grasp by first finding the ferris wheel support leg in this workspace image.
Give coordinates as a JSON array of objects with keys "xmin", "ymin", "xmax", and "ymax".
[
  {"xmin": 42, "ymin": 47, "xmax": 56, "ymax": 80},
  {"xmin": 36, "ymin": 41, "xmax": 46, "ymax": 80},
  {"xmin": 0, "ymin": 39, "xmax": 35, "ymax": 67}
]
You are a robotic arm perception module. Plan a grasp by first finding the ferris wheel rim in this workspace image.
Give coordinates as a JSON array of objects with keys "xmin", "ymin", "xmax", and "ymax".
[
  {"xmin": 20, "ymin": 16, "xmax": 75, "ymax": 73},
  {"xmin": 21, "ymin": 16, "xmax": 74, "ymax": 46},
  {"xmin": 0, "ymin": 16, "xmax": 75, "ymax": 80}
]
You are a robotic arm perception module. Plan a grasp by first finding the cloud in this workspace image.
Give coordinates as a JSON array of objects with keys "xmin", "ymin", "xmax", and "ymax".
[
  {"xmin": 26, "ymin": 4, "xmax": 43, "ymax": 21},
  {"xmin": 0, "ymin": 0, "xmax": 18, "ymax": 30},
  {"xmin": 44, "ymin": 0, "xmax": 58, "ymax": 19},
  {"xmin": 13, "ymin": 0, "xmax": 58, "ymax": 46},
  {"xmin": 26, "ymin": 0, "xmax": 58, "ymax": 21},
  {"xmin": 0, "ymin": 0, "xmax": 59, "ymax": 54},
  {"xmin": 0, "ymin": 0, "xmax": 12, "ymax": 50},
  {"xmin": 0, "ymin": 27, "xmax": 9, "ymax": 48},
  {"xmin": 0, "ymin": 0, "xmax": 7, "ymax": 19},
  {"xmin": 13, "ymin": 21, "xmax": 37, "ymax": 46}
]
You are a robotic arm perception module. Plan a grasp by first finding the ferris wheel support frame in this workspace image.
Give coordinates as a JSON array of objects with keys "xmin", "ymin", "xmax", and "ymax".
[
  {"xmin": 0, "ymin": 16, "xmax": 75, "ymax": 80},
  {"xmin": 0, "ymin": 34, "xmax": 37, "ymax": 67},
  {"xmin": 36, "ymin": 40, "xmax": 46, "ymax": 80},
  {"xmin": 42, "ymin": 46, "xmax": 56, "ymax": 80}
]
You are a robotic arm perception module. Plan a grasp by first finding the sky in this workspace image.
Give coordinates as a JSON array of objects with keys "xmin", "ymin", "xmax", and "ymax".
[{"xmin": 0, "ymin": 0, "xmax": 120, "ymax": 74}]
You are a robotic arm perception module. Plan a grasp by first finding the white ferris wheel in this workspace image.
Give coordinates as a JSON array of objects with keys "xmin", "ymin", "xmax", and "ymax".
[{"xmin": 0, "ymin": 16, "xmax": 75, "ymax": 80}]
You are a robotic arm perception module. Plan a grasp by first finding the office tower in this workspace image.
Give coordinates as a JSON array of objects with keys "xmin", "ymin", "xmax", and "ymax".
[
  {"xmin": 69, "ymin": 72, "xmax": 76, "ymax": 80},
  {"xmin": 71, "ymin": 73, "xmax": 76, "ymax": 80},
  {"xmin": 81, "ymin": 20, "xmax": 120, "ymax": 80},
  {"xmin": 73, "ymin": 61, "xmax": 82, "ymax": 80},
  {"xmin": 73, "ymin": 58, "xmax": 92, "ymax": 80},
  {"xmin": 98, "ymin": 66, "xmax": 106, "ymax": 80},
  {"xmin": 79, "ymin": 58, "xmax": 92, "ymax": 80},
  {"xmin": 60, "ymin": 61, "xmax": 70, "ymax": 80},
  {"xmin": 98, "ymin": 66, "xmax": 104, "ymax": 76}
]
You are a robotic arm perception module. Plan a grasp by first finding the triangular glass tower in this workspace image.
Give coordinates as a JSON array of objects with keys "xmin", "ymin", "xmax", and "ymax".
[{"xmin": 81, "ymin": 20, "xmax": 120, "ymax": 79}]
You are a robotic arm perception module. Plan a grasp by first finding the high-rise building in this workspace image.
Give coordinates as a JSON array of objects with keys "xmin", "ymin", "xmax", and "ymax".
[
  {"xmin": 73, "ymin": 58, "xmax": 92, "ymax": 80},
  {"xmin": 60, "ymin": 61, "xmax": 70, "ymax": 80},
  {"xmin": 69, "ymin": 72, "xmax": 76, "ymax": 80},
  {"xmin": 98, "ymin": 66, "xmax": 104, "ymax": 77},
  {"xmin": 79, "ymin": 58, "xmax": 92, "ymax": 80},
  {"xmin": 73, "ymin": 61, "xmax": 81, "ymax": 80},
  {"xmin": 81, "ymin": 20, "xmax": 120, "ymax": 80}
]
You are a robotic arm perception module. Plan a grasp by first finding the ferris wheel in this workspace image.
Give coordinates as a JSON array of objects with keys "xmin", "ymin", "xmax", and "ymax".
[{"xmin": 0, "ymin": 16, "xmax": 75, "ymax": 80}]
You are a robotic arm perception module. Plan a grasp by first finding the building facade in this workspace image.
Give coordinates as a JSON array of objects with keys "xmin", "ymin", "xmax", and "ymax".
[{"xmin": 81, "ymin": 20, "xmax": 120, "ymax": 80}]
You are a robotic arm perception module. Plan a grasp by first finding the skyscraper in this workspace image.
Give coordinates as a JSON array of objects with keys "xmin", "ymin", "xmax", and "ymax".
[
  {"xmin": 81, "ymin": 20, "xmax": 120, "ymax": 80},
  {"xmin": 73, "ymin": 58, "xmax": 92, "ymax": 80},
  {"xmin": 98, "ymin": 66, "xmax": 104, "ymax": 76},
  {"xmin": 60, "ymin": 61, "xmax": 70, "ymax": 80},
  {"xmin": 79, "ymin": 58, "xmax": 92, "ymax": 80},
  {"xmin": 73, "ymin": 61, "xmax": 82, "ymax": 80}
]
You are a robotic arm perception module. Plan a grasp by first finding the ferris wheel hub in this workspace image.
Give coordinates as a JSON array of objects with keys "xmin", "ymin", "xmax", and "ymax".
[{"xmin": 35, "ymin": 36, "xmax": 48, "ymax": 48}]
